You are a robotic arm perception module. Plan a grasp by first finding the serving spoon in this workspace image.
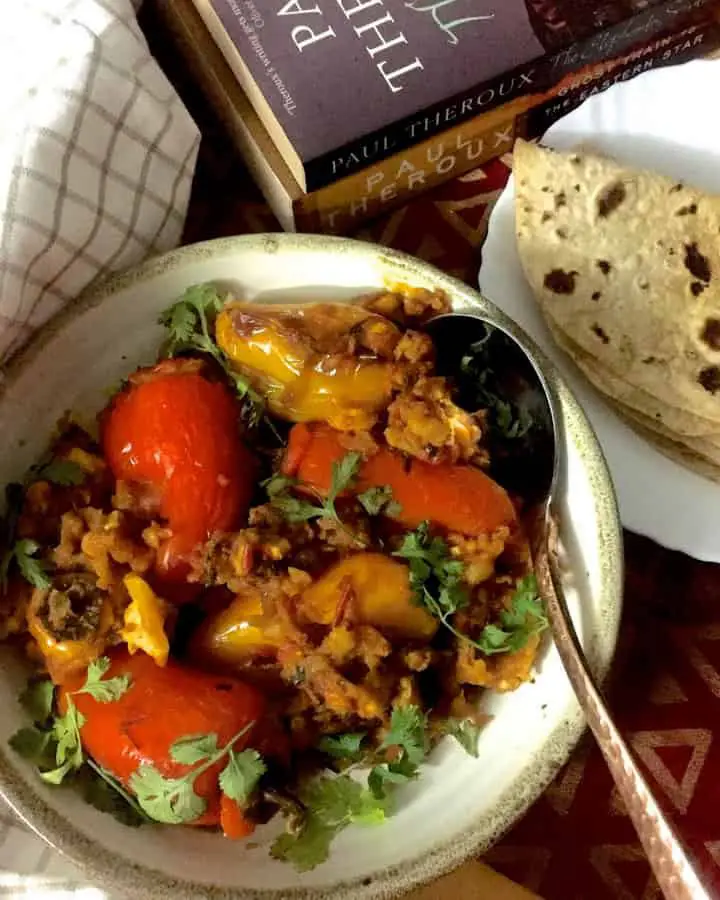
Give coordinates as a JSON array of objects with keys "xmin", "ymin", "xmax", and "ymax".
[{"xmin": 424, "ymin": 311, "xmax": 710, "ymax": 900}]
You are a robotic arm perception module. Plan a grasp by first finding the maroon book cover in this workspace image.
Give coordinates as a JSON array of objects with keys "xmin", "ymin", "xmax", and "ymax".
[{"xmin": 208, "ymin": 0, "xmax": 713, "ymax": 188}]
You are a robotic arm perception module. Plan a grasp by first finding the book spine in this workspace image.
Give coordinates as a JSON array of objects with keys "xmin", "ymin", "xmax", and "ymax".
[
  {"xmin": 297, "ymin": 107, "xmax": 519, "ymax": 234},
  {"xmin": 303, "ymin": 0, "xmax": 715, "ymax": 190},
  {"xmin": 297, "ymin": 15, "xmax": 720, "ymax": 234},
  {"xmin": 523, "ymin": 16, "xmax": 720, "ymax": 134}
]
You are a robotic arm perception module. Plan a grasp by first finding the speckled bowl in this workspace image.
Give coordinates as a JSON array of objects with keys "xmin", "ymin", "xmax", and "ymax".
[{"xmin": 0, "ymin": 234, "xmax": 623, "ymax": 899}]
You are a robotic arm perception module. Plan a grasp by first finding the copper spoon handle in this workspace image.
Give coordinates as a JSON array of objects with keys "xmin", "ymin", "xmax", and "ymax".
[{"xmin": 533, "ymin": 518, "xmax": 709, "ymax": 900}]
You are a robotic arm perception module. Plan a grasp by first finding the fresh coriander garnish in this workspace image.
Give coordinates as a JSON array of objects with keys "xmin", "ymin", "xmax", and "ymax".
[
  {"xmin": 158, "ymin": 283, "xmax": 264, "ymax": 427},
  {"xmin": 445, "ymin": 718, "xmax": 482, "ymax": 758},
  {"xmin": 34, "ymin": 459, "xmax": 86, "ymax": 487},
  {"xmin": 219, "ymin": 747, "xmax": 266, "ymax": 804},
  {"xmin": 394, "ymin": 523, "xmax": 547, "ymax": 656},
  {"xmin": 357, "ymin": 485, "xmax": 401, "ymax": 517},
  {"xmin": 129, "ymin": 724, "xmax": 266, "ymax": 824},
  {"xmin": 75, "ymin": 656, "xmax": 132, "ymax": 703},
  {"xmin": 476, "ymin": 575, "xmax": 548, "ymax": 655},
  {"xmin": 393, "ymin": 521, "xmax": 469, "ymax": 636},
  {"xmin": 0, "ymin": 481, "xmax": 52, "ymax": 592},
  {"xmin": 264, "ymin": 453, "xmax": 365, "ymax": 543},
  {"xmin": 317, "ymin": 732, "xmax": 367, "ymax": 761},
  {"xmin": 82, "ymin": 759, "xmax": 149, "ymax": 827},
  {"xmin": 271, "ymin": 774, "xmax": 386, "ymax": 872},
  {"xmin": 0, "ymin": 456, "xmax": 86, "ymax": 592},
  {"xmin": 460, "ymin": 337, "xmax": 532, "ymax": 440},
  {"xmin": 9, "ymin": 657, "xmax": 133, "ymax": 787},
  {"xmin": 368, "ymin": 705, "xmax": 427, "ymax": 799},
  {"xmin": 2, "ymin": 539, "xmax": 51, "ymax": 590}
]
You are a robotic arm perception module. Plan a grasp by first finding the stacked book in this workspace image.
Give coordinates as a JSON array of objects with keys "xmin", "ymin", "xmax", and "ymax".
[{"xmin": 154, "ymin": 0, "xmax": 720, "ymax": 233}]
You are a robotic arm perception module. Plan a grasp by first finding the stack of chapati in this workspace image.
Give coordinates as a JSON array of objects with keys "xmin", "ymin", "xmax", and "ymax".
[{"xmin": 513, "ymin": 137, "xmax": 720, "ymax": 481}]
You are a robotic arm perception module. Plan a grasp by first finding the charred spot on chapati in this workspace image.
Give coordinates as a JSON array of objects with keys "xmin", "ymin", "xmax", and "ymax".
[
  {"xmin": 591, "ymin": 324, "xmax": 610, "ymax": 344},
  {"xmin": 691, "ymin": 282, "xmax": 706, "ymax": 297},
  {"xmin": 591, "ymin": 292, "xmax": 602, "ymax": 301},
  {"xmin": 554, "ymin": 191, "xmax": 567, "ymax": 209},
  {"xmin": 596, "ymin": 182, "xmax": 626, "ymax": 218},
  {"xmin": 701, "ymin": 319, "xmax": 720, "ymax": 350},
  {"xmin": 544, "ymin": 269, "xmax": 578, "ymax": 294},
  {"xmin": 684, "ymin": 243, "xmax": 711, "ymax": 284},
  {"xmin": 541, "ymin": 212, "xmax": 553, "ymax": 223},
  {"xmin": 676, "ymin": 203, "xmax": 698, "ymax": 216},
  {"xmin": 698, "ymin": 366, "xmax": 720, "ymax": 394},
  {"xmin": 597, "ymin": 260, "xmax": 612, "ymax": 275}
]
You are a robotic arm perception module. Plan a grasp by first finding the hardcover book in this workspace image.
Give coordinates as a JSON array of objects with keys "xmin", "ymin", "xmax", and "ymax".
[
  {"xmin": 190, "ymin": 0, "xmax": 716, "ymax": 190},
  {"xmin": 155, "ymin": 0, "xmax": 720, "ymax": 233}
]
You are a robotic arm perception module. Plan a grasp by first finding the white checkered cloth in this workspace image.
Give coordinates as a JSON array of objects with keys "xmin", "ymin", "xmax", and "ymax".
[
  {"xmin": 0, "ymin": 0, "xmax": 200, "ymax": 367},
  {"xmin": 0, "ymin": 0, "xmax": 198, "ymax": 893}
]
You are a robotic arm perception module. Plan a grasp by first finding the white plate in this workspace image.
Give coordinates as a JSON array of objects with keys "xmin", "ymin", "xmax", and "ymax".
[
  {"xmin": 480, "ymin": 59, "xmax": 720, "ymax": 563},
  {"xmin": 0, "ymin": 234, "xmax": 622, "ymax": 899}
]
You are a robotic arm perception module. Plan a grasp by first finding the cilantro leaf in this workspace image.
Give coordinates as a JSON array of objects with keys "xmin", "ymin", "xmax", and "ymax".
[
  {"xmin": 477, "ymin": 575, "xmax": 548, "ymax": 656},
  {"xmin": 9, "ymin": 727, "xmax": 51, "ymax": 764},
  {"xmin": 78, "ymin": 657, "xmax": 132, "ymax": 703},
  {"xmin": 500, "ymin": 575, "xmax": 548, "ymax": 630},
  {"xmin": 80, "ymin": 760, "xmax": 149, "ymax": 827},
  {"xmin": 460, "ymin": 338, "xmax": 532, "ymax": 441},
  {"xmin": 269, "ymin": 494, "xmax": 326, "ymax": 524},
  {"xmin": 368, "ymin": 706, "xmax": 428, "ymax": 799},
  {"xmin": 158, "ymin": 283, "xmax": 264, "ymax": 426},
  {"xmin": 271, "ymin": 774, "xmax": 386, "ymax": 872},
  {"xmin": 271, "ymin": 816, "xmax": 337, "ymax": 872},
  {"xmin": 36, "ymin": 459, "xmax": 85, "ymax": 487},
  {"xmin": 357, "ymin": 485, "xmax": 401, "ymax": 517},
  {"xmin": 317, "ymin": 732, "xmax": 366, "ymax": 761},
  {"xmin": 40, "ymin": 759, "xmax": 76, "ymax": 785},
  {"xmin": 12, "ymin": 540, "xmax": 52, "ymax": 590},
  {"xmin": 395, "ymin": 526, "xmax": 546, "ymax": 658},
  {"xmin": 170, "ymin": 733, "xmax": 219, "ymax": 765},
  {"xmin": 445, "ymin": 719, "xmax": 482, "ymax": 758},
  {"xmin": 262, "ymin": 474, "xmax": 297, "ymax": 498},
  {"xmin": 368, "ymin": 755, "xmax": 419, "ymax": 799},
  {"xmin": 327, "ymin": 452, "xmax": 362, "ymax": 507},
  {"xmin": 218, "ymin": 748, "xmax": 266, "ymax": 804},
  {"xmin": 19, "ymin": 679, "xmax": 54, "ymax": 724},
  {"xmin": 267, "ymin": 452, "xmax": 366, "ymax": 543},
  {"xmin": 394, "ymin": 523, "xmax": 469, "ymax": 635},
  {"xmin": 380, "ymin": 706, "xmax": 427, "ymax": 766},
  {"xmin": 129, "ymin": 723, "xmax": 257, "ymax": 825},
  {"xmin": 53, "ymin": 699, "xmax": 85, "ymax": 771},
  {"xmin": 130, "ymin": 764, "xmax": 207, "ymax": 825}
]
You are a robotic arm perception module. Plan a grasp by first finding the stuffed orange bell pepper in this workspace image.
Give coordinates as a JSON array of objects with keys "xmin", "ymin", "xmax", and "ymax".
[{"xmin": 283, "ymin": 423, "xmax": 516, "ymax": 537}]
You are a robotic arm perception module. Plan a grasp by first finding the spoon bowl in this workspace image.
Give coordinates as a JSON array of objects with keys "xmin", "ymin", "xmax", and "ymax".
[
  {"xmin": 425, "ymin": 312, "xmax": 556, "ymax": 505},
  {"xmin": 425, "ymin": 310, "xmax": 711, "ymax": 900}
]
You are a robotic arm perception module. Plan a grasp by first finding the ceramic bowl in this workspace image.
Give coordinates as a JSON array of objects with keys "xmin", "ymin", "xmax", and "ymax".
[{"xmin": 0, "ymin": 234, "xmax": 623, "ymax": 899}]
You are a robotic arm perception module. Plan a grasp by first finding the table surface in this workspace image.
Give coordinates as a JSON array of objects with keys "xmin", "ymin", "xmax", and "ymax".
[{"xmin": 139, "ymin": 10, "xmax": 720, "ymax": 899}]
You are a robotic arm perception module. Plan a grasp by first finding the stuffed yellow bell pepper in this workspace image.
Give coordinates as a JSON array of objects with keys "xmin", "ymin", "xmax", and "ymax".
[
  {"xmin": 215, "ymin": 302, "xmax": 399, "ymax": 431},
  {"xmin": 299, "ymin": 554, "xmax": 437, "ymax": 641},
  {"xmin": 190, "ymin": 590, "xmax": 283, "ymax": 668}
]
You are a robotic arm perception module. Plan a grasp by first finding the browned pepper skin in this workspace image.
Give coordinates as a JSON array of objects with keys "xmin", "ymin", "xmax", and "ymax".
[{"xmin": 215, "ymin": 303, "xmax": 398, "ymax": 431}]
